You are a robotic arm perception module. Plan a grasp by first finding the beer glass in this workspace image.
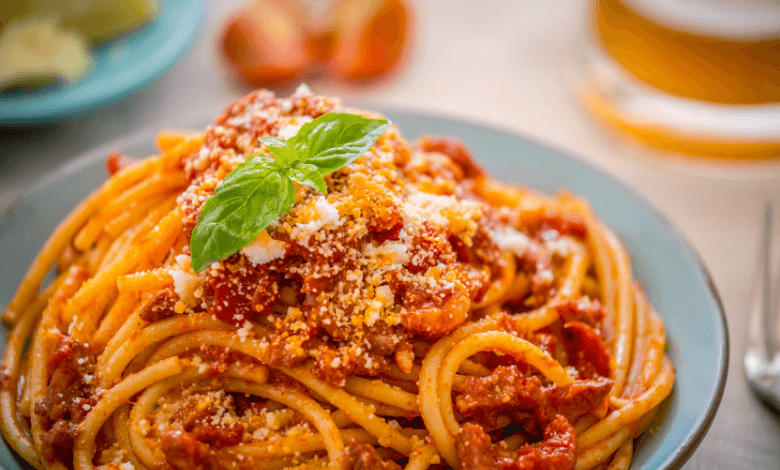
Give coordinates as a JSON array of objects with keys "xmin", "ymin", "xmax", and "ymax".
[{"xmin": 582, "ymin": 0, "xmax": 780, "ymax": 173}]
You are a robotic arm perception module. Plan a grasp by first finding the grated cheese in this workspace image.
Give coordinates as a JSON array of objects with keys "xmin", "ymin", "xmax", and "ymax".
[
  {"xmin": 492, "ymin": 227, "xmax": 530, "ymax": 257},
  {"xmin": 363, "ymin": 240, "xmax": 409, "ymax": 267},
  {"xmin": 174, "ymin": 88, "xmax": 577, "ymax": 382},
  {"xmin": 538, "ymin": 269, "xmax": 554, "ymax": 283},
  {"xmin": 278, "ymin": 123, "xmax": 303, "ymax": 140},
  {"xmin": 290, "ymin": 196, "xmax": 343, "ymax": 244},
  {"xmin": 363, "ymin": 300, "xmax": 383, "ymax": 326},
  {"xmin": 374, "ymin": 285, "xmax": 394, "ymax": 306},
  {"xmin": 168, "ymin": 269, "xmax": 201, "ymax": 307},
  {"xmin": 404, "ymin": 190, "xmax": 483, "ymax": 233},
  {"xmin": 236, "ymin": 320, "xmax": 253, "ymax": 343},
  {"xmin": 175, "ymin": 254, "xmax": 192, "ymax": 268},
  {"xmin": 241, "ymin": 230, "xmax": 287, "ymax": 265},
  {"xmin": 277, "ymin": 116, "xmax": 313, "ymax": 140},
  {"xmin": 546, "ymin": 236, "xmax": 572, "ymax": 256},
  {"xmin": 294, "ymin": 83, "xmax": 312, "ymax": 96}
]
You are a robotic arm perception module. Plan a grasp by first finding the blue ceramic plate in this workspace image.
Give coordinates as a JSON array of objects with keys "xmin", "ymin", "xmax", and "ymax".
[
  {"xmin": 0, "ymin": 109, "xmax": 728, "ymax": 469},
  {"xmin": 0, "ymin": 0, "xmax": 205, "ymax": 124}
]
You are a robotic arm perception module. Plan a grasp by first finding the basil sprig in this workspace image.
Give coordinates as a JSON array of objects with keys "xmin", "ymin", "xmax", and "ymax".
[{"xmin": 190, "ymin": 113, "xmax": 390, "ymax": 272}]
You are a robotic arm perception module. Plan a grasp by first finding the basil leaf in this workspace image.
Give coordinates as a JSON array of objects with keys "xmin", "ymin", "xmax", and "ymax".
[
  {"xmin": 190, "ymin": 112, "xmax": 390, "ymax": 271},
  {"xmin": 289, "ymin": 113, "xmax": 390, "ymax": 174},
  {"xmin": 190, "ymin": 157, "xmax": 295, "ymax": 272},
  {"xmin": 259, "ymin": 137, "xmax": 299, "ymax": 167},
  {"xmin": 287, "ymin": 162, "xmax": 327, "ymax": 194}
]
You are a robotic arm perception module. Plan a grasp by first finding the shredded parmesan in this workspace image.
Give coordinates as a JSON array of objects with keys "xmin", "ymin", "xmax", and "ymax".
[
  {"xmin": 404, "ymin": 190, "xmax": 483, "ymax": 234},
  {"xmin": 168, "ymin": 269, "xmax": 201, "ymax": 307},
  {"xmin": 236, "ymin": 320, "xmax": 253, "ymax": 343},
  {"xmin": 277, "ymin": 115, "xmax": 313, "ymax": 140},
  {"xmin": 290, "ymin": 196, "xmax": 343, "ymax": 244},
  {"xmin": 492, "ymin": 227, "xmax": 530, "ymax": 257},
  {"xmin": 538, "ymin": 269, "xmax": 554, "ymax": 283},
  {"xmin": 241, "ymin": 230, "xmax": 287, "ymax": 265},
  {"xmin": 546, "ymin": 236, "xmax": 572, "ymax": 256},
  {"xmin": 363, "ymin": 241, "xmax": 410, "ymax": 267},
  {"xmin": 375, "ymin": 285, "xmax": 394, "ymax": 306},
  {"xmin": 171, "ymin": 88, "xmax": 581, "ymax": 387},
  {"xmin": 294, "ymin": 83, "xmax": 312, "ymax": 96},
  {"xmin": 175, "ymin": 254, "xmax": 192, "ymax": 268},
  {"xmin": 278, "ymin": 123, "xmax": 303, "ymax": 140}
]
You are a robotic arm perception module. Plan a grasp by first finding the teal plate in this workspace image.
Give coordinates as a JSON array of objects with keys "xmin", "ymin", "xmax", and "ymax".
[
  {"xmin": 0, "ymin": 109, "xmax": 728, "ymax": 469},
  {"xmin": 0, "ymin": 0, "xmax": 205, "ymax": 124}
]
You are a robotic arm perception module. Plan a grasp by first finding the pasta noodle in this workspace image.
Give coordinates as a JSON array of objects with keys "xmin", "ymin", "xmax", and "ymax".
[{"xmin": 0, "ymin": 87, "xmax": 674, "ymax": 470}]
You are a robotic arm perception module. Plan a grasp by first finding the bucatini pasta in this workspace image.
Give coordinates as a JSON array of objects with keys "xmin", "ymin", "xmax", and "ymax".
[{"xmin": 0, "ymin": 85, "xmax": 673, "ymax": 470}]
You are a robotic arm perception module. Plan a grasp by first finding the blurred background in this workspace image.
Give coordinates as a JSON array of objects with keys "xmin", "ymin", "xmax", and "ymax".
[{"xmin": 1, "ymin": 0, "xmax": 780, "ymax": 467}]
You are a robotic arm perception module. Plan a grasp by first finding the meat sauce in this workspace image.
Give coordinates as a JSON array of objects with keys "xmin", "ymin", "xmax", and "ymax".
[
  {"xmin": 105, "ymin": 152, "xmax": 133, "ymax": 176},
  {"xmin": 345, "ymin": 441, "xmax": 403, "ymax": 470},
  {"xmin": 450, "ymin": 298, "xmax": 614, "ymax": 470},
  {"xmin": 456, "ymin": 416, "xmax": 577, "ymax": 470},
  {"xmin": 174, "ymin": 89, "xmax": 529, "ymax": 388},
  {"xmin": 139, "ymin": 287, "xmax": 180, "ymax": 322},
  {"xmin": 160, "ymin": 429, "xmax": 217, "ymax": 470},
  {"xmin": 60, "ymin": 90, "xmax": 616, "ymax": 469},
  {"xmin": 454, "ymin": 365, "xmax": 612, "ymax": 430},
  {"xmin": 173, "ymin": 393, "xmax": 245, "ymax": 448},
  {"xmin": 208, "ymin": 259, "xmax": 279, "ymax": 326},
  {"xmin": 182, "ymin": 344, "xmax": 265, "ymax": 377},
  {"xmin": 34, "ymin": 338, "xmax": 97, "ymax": 466}
]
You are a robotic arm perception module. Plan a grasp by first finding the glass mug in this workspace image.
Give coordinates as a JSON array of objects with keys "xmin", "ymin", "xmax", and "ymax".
[{"xmin": 581, "ymin": 0, "xmax": 780, "ymax": 170}]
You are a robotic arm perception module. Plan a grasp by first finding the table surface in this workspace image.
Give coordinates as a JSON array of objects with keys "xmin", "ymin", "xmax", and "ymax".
[{"xmin": 1, "ymin": 1, "xmax": 779, "ymax": 468}]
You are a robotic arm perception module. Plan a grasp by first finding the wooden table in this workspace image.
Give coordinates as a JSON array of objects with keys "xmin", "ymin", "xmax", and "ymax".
[{"xmin": 1, "ymin": 1, "xmax": 778, "ymax": 467}]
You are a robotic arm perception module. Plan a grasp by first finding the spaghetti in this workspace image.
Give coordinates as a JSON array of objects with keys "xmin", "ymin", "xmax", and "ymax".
[{"xmin": 0, "ymin": 86, "xmax": 674, "ymax": 470}]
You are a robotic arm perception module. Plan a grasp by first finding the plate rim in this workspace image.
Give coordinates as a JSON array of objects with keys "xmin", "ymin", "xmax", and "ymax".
[
  {"xmin": 0, "ymin": 0, "xmax": 206, "ymax": 124},
  {"xmin": 0, "ymin": 105, "xmax": 729, "ymax": 470}
]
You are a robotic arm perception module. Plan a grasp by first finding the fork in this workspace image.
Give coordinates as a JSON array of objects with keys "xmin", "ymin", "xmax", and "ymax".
[{"xmin": 744, "ymin": 202, "xmax": 780, "ymax": 411}]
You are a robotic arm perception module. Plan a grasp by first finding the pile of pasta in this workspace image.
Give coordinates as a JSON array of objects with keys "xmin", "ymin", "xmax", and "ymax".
[{"xmin": 0, "ymin": 91, "xmax": 673, "ymax": 470}]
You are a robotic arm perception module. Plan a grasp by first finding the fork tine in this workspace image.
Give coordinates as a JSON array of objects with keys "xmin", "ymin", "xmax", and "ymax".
[
  {"xmin": 768, "ymin": 203, "xmax": 780, "ymax": 360},
  {"xmin": 769, "ymin": 202, "xmax": 780, "ymax": 360},
  {"xmin": 744, "ymin": 201, "xmax": 780, "ymax": 410},
  {"xmin": 760, "ymin": 202, "xmax": 774, "ymax": 360}
]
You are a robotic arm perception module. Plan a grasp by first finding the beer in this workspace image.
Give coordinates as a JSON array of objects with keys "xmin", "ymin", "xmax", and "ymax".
[{"xmin": 584, "ymin": 0, "xmax": 780, "ymax": 162}]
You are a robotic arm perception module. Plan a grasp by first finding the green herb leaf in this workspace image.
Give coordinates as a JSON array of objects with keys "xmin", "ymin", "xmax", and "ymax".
[
  {"xmin": 287, "ymin": 162, "xmax": 327, "ymax": 194},
  {"xmin": 289, "ymin": 113, "xmax": 390, "ymax": 174},
  {"xmin": 259, "ymin": 136, "xmax": 299, "ymax": 167},
  {"xmin": 190, "ymin": 156, "xmax": 295, "ymax": 272},
  {"xmin": 190, "ymin": 112, "xmax": 389, "ymax": 272}
]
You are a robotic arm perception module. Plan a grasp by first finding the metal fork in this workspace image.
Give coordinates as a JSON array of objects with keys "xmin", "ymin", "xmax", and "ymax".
[{"xmin": 744, "ymin": 202, "xmax": 780, "ymax": 411}]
